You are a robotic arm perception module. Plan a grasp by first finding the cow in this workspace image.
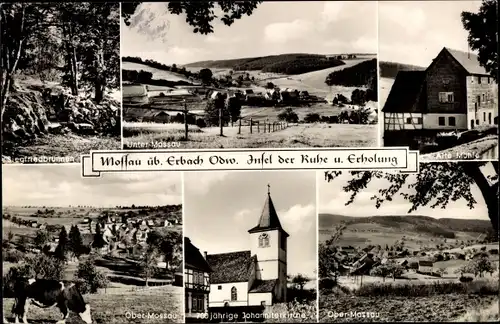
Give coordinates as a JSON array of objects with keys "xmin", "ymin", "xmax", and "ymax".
[{"xmin": 8, "ymin": 278, "xmax": 92, "ymax": 324}]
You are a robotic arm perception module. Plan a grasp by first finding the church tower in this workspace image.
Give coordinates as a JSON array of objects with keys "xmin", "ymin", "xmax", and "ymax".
[{"xmin": 248, "ymin": 185, "xmax": 289, "ymax": 302}]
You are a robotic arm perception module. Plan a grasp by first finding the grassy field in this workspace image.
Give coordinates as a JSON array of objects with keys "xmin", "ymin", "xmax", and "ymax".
[
  {"xmin": 122, "ymin": 61, "xmax": 190, "ymax": 83},
  {"xmin": 319, "ymin": 293, "xmax": 498, "ymax": 322},
  {"xmin": 268, "ymin": 58, "xmax": 375, "ymax": 97},
  {"xmin": 3, "ymin": 285, "xmax": 183, "ymax": 324},
  {"xmin": 2, "ymin": 134, "xmax": 120, "ymax": 164},
  {"xmin": 123, "ymin": 122, "xmax": 377, "ymax": 149}
]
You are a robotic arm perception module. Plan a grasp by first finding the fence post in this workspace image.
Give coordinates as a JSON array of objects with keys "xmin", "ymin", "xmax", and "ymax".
[
  {"xmin": 238, "ymin": 118, "xmax": 242, "ymax": 134},
  {"xmin": 219, "ymin": 105, "xmax": 223, "ymax": 136},
  {"xmin": 184, "ymin": 100, "xmax": 188, "ymax": 140},
  {"xmin": 250, "ymin": 118, "xmax": 253, "ymax": 134},
  {"xmin": 257, "ymin": 121, "xmax": 260, "ymax": 133}
]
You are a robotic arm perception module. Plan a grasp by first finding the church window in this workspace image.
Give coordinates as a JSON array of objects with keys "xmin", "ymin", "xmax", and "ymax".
[
  {"xmin": 218, "ymin": 285, "xmax": 222, "ymax": 290},
  {"xmin": 259, "ymin": 233, "xmax": 270, "ymax": 248},
  {"xmin": 231, "ymin": 287, "xmax": 237, "ymax": 301}
]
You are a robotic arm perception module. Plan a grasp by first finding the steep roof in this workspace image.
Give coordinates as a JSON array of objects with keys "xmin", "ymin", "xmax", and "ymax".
[
  {"xmin": 444, "ymin": 47, "xmax": 489, "ymax": 75},
  {"xmin": 185, "ymin": 237, "xmax": 213, "ymax": 273},
  {"xmin": 382, "ymin": 71, "xmax": 427, "ymax": 113},
  {"xmin": 248, "ymin": 190, "xmax": 289, "ymax": 237},
  {"xmin": 249, "ymin": 279, "xmax": 277, "ymax": 293},
  {"xmin": 206, "ymin": 251, "xmax": 254, "ymax": 284},
  {"xmin": 418, "ymin": 260, "xmax": 434, "ymax": 266}
]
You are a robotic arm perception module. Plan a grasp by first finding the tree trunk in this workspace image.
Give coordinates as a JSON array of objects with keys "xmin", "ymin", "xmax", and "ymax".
[
  {"xmin": 0, "ymin": 6, "xmax": 25, "ymax": 121},
  {"xmin": 461, "ymin": 162, "xmax": 499, "ymax": 234},
  {"xmin": 94, "ymin": 40, "xmax": 106, "ymax": 103},
  {"xmin": 62, "ymin": 23, "xmax": 78, "ymax": 96}
]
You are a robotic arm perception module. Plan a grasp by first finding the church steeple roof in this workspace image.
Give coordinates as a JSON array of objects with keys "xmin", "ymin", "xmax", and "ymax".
[{"xmin": 248, "ymin": 184, "xmax": 289, "ymax": 237}]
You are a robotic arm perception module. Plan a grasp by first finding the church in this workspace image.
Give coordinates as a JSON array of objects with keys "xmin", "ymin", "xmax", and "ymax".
[{"xmin": 206, "ymin": 185, "xmax": 289, "ymax": 308}]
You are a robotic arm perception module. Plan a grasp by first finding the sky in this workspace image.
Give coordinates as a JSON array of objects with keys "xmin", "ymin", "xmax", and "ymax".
[
  {"xmin": 184, "ymin": 171, "xmax": 317, "ymax": 278},
  {"xmin": 318, "ymin": 163, "xmax": 496, "ymax": 220},
  {"xmin": 379, "ymin": 0, "xmax": 483, "ymax": 67},
  {"xmin": 121, "ymin": 1, "xmax": 377, "ymax": 65},
  {"xmin": 2, "ymin": 165, "xmax": 182, "ymax": 207}
]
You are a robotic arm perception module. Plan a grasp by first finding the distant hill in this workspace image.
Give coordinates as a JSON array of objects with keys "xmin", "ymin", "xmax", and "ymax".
[
  {"xmin": 324, "ymin": 58, "xmax": 377, "ymax": 88},
  {"xmin": 319, "ymin": 213, "xmax": 493, "ymax": 239},
  {"xmin": 379, "ymin": 61, "xmax": 426, "ymax": 79},
  {"xmin": 184, "ymin": 53, "xmax": 346, "ymax": 75}
]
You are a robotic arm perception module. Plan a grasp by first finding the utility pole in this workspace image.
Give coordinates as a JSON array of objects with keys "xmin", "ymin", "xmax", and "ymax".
[
  {"xmin": 184, "ymin": 100, "xmax": 188, "ymax": 140},
  {"xmin": 219, "ymin": 102, "xmax": 223, "ymax": 136}
]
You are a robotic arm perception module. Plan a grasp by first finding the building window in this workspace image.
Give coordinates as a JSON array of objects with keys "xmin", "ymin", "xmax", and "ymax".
[
  {"xmin": 416, "ymin": 117, "xmax": 423, "ymax": 124},
  {"xmin": 448, "ymin": 117, "xmax": 456, "ymax": 126},
  {"xmin": 439, "ymin": 92, "xmax": 454, "ymax": 103},
  {"xmin": 231, "ymin": 287, "xmax": 237, "ymax": 301},
  {"xmin": 487, "ymin": 77, "xmax": 490, "ymax": 84},
  {"xmin": 476, "ymin": 119, "xmax": 480, "ymax": 125},
  {"xmin": 478, "ymin": 76, "xmax": 482, "ymax": 84},
  {"xmin": 494, "ymin": 116, "xmax": 498, "ymax": 125},
  {"xmin": 438, "ymin": 117, "xmax": 446, "ymax": 126},
  {"xmin": 484, "ymin": 112, "xmax": 486, "ymax": 122},
  {"xmin": 470, "ymin": 120, "xmax": 475, "ymax": 129},
  {"xmin": 259, "ymin": 233, "xmax": 270, "ymax": 248},
  {"xmin": 489, "ymin": 113, "xmax": 492, "ymax": 124},
  {"xmin": 482, "ymin": 94, "xmax": 485, "ymax": 102},
  {"xmin": 406, "ymin": 118, "xmax": 412, "ymax": 124},
  {"xmin": 471, "ymin": 77, "xmax": 474, "ymax": 84},
  {"xmin": 218, "ymin": 285, "xmax": 222, "ymax": 290},
  {"xmin": 477, "ymin": 95, "xmax": 481, "ymax": 107}
]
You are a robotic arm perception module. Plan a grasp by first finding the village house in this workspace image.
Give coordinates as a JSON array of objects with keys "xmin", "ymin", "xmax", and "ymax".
[
  {"xmin": 206, "ymin": 188, "xmax": 289, "ymax": 308},
  {"xmin": 185, "ymin": 237, "xmax": 212, "ymax": 322},
  {"xmin": 418, "ymin": 260, "xmax": 434, "ymax": 273},
  {"xmin": 383, "ymin": 47, "xmax": 498, "ymax": 146}
]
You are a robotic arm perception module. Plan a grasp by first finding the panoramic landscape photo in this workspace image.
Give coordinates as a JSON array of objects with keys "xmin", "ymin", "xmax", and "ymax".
[
  {"xmin": 1, "ymin": 3, "xmax": 121, "ymax": 164},
  {"xmin": 183, "ymin": 171, "xmax": 318, "ymax": 322},
  {"xmin": 318, "ymin": 162, "xmax": 499, "ymax": 322},
  {"xmin": 120, "ymin": 1, "xmax": 378, "ymax": 149},
  {"xmin": 2, "ymin": 166, "xmax": 183, "ymax": 323},
  {"xmin": 379, "ymin": 0, "xmax": 498, "ymax": 161}
]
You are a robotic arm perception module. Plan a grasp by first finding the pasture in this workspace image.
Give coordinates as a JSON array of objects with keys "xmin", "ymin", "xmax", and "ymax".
[
  {"xmin": 123, "ymin": 122, "xmax": 378, "ymax": 149},
  {"xmin": 318, "ymin": 224, "xmax": 484, "ymax": 251},
  {"xmin": 268, "ymin": 58, "xmax": 375, "ymax": 97},
  {"xmin": 122, "ymin": 61, "xmax": 190, "ymax": 83},
  {"xmin": 2, "ymin": 285, "xmax": 183, "ymax": 324},
  {"xmin": 319, "ymin": 293, "xmax": 498, "ymax": 322}
]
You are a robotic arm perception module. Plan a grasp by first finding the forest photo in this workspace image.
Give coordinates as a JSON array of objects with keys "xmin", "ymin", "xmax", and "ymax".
[{"xmin": 1, "ymin": 3, "xmax": 121, "ymax": 164}]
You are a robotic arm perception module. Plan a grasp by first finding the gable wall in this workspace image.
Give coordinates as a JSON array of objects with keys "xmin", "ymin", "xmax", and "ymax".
[
  {"xmin": 209, "ymin": 282, "xmax": 248, "ymax": 307},
  {"xmin": 426, "ymin": 51, "xmax": 467, "ymax": 114},
  {"xmin": 466, "ymin": 75, "xmax": 498, "ymax": 129}
]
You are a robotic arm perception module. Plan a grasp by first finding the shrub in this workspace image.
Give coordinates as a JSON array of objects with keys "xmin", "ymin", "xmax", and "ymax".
[
  {"xmin": 3, "ymin": 249, "xmax": 25, "ymax": 263},
  {"xmin": 76, "ymin": 255, "xmax": 109, "ymax": 294},
  {"xmin": 263, "ymin": 300, "xmax": 317, "ymax": 323},
  {"xmin": 3, "ymin": 254, "xmax": 66, "ymax": 297},
  {"xmin": 277, "ymin": 108, "xmax": 299, "ymax": 123},
  {"xmin": 196, "ymin": 118, "xmax": 206, "ymax": 128}
]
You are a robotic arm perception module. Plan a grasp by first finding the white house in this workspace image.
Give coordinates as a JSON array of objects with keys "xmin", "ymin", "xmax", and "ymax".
[{"xmin": 206, "ymin": 188, "xmax": 288, "ymax": 308}]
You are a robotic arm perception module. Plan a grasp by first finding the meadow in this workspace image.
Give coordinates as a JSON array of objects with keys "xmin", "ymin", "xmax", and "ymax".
[
  {"xmin": 2, "ymin": 285, "xmax": 183, "ymax": 324},
  {"xmin": 123, "ymin": 122, "xmax": 378, "ymax": 149}
]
